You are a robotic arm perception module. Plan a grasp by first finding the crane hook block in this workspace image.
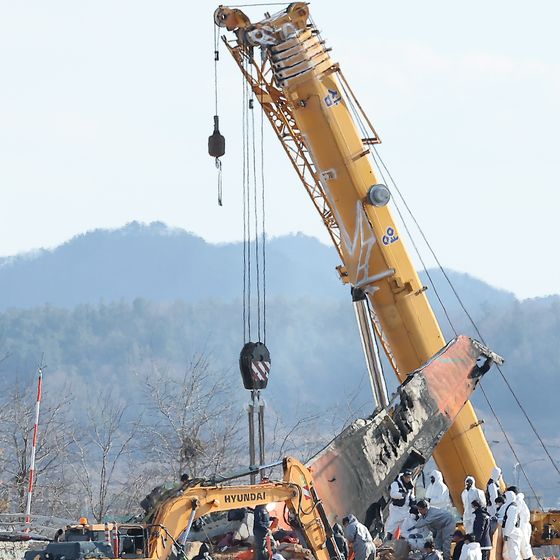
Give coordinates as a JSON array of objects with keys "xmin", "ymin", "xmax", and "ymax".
[
  {"xmin": 239, "ymin": 341, "xmax": 271, "ymax": 390},
  {"xmin": 208, "ymin": 115, "xmax": 225, "ymax": 158}
]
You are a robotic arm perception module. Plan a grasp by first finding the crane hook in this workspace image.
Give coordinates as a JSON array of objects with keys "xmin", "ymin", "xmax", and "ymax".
[{"xmin": 208, "ymin": 115, "xmax": 225, "ymax": 205}]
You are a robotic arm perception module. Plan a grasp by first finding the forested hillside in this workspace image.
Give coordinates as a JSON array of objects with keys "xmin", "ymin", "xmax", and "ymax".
[{"xmin": 0, "ymin": 222, "xmax": 558, "ymax": 517}]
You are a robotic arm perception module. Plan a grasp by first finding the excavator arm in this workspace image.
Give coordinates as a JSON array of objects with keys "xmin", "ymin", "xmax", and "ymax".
[
  {"xmin": 148, "ymin": 457, "xmax": 336, "ymax": 560},
  {"xmin": 216, "ymin": 2, "xmax": 500, "ymax": 508}
]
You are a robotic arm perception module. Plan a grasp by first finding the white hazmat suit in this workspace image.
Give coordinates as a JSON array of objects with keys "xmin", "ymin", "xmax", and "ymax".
[
  {"xmin": 401, "ymin": 511, "xmax": 431, "ymax": 550},
  {"xmin": 486, "ymin": 467, "xmax": 502, "ymax": 516},
  {"xmin": 385, "ymin": 473, "xmax": 415, "ymax": 538},
  {"xmin": 425, "ymin": 470, "xmax": 451, "ymax": 510},
  {"xmin": 502, "ymin": 490, "xmax": 522, "ymax": 560},
  {"xmin": 515, "ymin": 492, "xmax": 533, "ymax": 560},
  {"xmin": 459, "ymin": 541, "xmax": 482, "ymax": 560},
  {"xmin": 461, "ymin": 476, "xmax": 486, "ymax": 534}
]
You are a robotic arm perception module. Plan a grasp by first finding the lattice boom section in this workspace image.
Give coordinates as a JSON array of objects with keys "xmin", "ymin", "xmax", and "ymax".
[{"xmin": 224, "ymin": 40, "xmax": 343, "ymax": 262}]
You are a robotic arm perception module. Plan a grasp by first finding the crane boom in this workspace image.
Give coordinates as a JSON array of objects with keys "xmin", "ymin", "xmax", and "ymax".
[{"xmin": 216, "ymin": 2, "xmax": 498, "ymax": 508}]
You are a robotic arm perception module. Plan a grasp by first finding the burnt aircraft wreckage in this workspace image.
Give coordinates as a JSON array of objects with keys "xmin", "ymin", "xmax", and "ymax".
[{"xmin": 308, "ymin": 335, "xmax": 502, "ymax": 533}]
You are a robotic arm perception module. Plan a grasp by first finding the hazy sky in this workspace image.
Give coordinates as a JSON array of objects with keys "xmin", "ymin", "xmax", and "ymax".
[{"xmin": 1, "ymin": 1, "xmax": 559, "ymax": 299}]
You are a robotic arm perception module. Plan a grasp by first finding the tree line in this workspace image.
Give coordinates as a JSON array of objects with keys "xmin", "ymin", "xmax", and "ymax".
[
  {"xmin": 1, "ymin": 292, "xmax": 559, "ymax": 513},
  {"xmin": 0, "ymin": 352, "xmax": 346, "ymax": 523},
  {"xmin": 0, "ymin": 355, "xmax": 248, "ymax": 521}
]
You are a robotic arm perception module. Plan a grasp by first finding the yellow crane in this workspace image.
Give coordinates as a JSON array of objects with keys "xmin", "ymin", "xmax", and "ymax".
[{"xmin": 214, "ymin": 2, "xmax": 498, "ymax": 509}]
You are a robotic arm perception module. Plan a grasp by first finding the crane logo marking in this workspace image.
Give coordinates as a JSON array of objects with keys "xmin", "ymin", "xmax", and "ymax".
[
  {"xmin": 316, "ymin": 161, "xmax": 379, "ymax": 288},
  {"xmin": 382, "ymin": 227, "xmax": 399, "ymax": 246},
  {"xmin": 224, "ymin": 491, "xmax": 267, "ymax": 504},
  {"xmin": 324, "ymin": 89, "xmax": 342, "ymax": 108}
]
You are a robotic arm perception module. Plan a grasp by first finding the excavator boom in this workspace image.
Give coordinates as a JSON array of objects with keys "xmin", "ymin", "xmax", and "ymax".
[
  {"xmin": 27, "ymin": 458, "xmax": 338, "ymax": 560},
  {"xmin": 148, "ymin": 457, "xmax": 334, "ymax": 560}
]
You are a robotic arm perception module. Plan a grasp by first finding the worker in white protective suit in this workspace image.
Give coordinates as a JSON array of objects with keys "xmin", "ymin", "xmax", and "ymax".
[
  {"xmin": 494, "ymin": 495, "xmax": 506, "ymax": 524},
  {"xmin": 459, "ymin": 534, "xmax": 482, "ymax": 560},
  {"xmin": 461, "ymin": 476, "xmax": 486, "ymax": 534},
  {"xmin": 486, "ymin": 467, "xmax": 503, "ymax": 516},
  {"xmin": 401, "ymin": 506, "xmax": 432, "ymax": 550},
  {"xmin": 501, "ymin": 490, "xmax": 522, "ymax": 560},
  {"xmin": 425, "ymin": 470, "xmax": 451, "ymax": 510},
  {"xmin": 515, "ymin": 492, "xmax": 533, "ymax": 560},
  {"xmin": 385, "ymin": 468, "xmax": 415, "ymax": 540}
]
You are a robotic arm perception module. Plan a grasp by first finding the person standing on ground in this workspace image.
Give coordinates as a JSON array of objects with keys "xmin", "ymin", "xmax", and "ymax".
[
  {"xmin": 451, "ymin": 530, "xmax": 466, "ymax": 560},
  {"xmin": 490, "ymin": 495, "xmax": 505, "ymax": 540},
  {"xmin": 471, "ymin": 500, "xmax": 491, "ymax": 560},
  {"xmin": 253, "ymin": 504, "xmax": 271, "ymax": 560},
  {"xmin": 385, "ymin": 469, "xmax": 415, "ymax": 540},
  {"xmin": 332, "ymin": 523, "xmax": 349, "ymax": 560},
  {"xmin": 458, "ymin": 534, "xmax": 482, "ymax": 560},
  {"xmin": 425, "ymin": 470, "xmax": 451, "ymax": 510},
  {"xmin": 461, "ymin": 477, "xmax": 486, "ymax": 534},
  {"xmin": 343, "ymin": 514, "xmax": 376, "ymax": 560},
  {"xmin": 411, "ymin": 500, "xmax": 456, "ymax": 560},
  {"xmin": 514, "ymin": 491, "xmax": 533, "ymax": 560},
  {"xmin": 501, "ymin": 490, "xmax": 522, "ymax": 560},
  {"xmin": 486, "ymin": 467, "xmax": 502, "ymax": 516}
]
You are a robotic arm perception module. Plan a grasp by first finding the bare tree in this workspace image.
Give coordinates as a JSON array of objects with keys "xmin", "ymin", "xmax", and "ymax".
[
  {"xmin": 0, "ymin": 374, "xmax": 73, "ymax": 515},
  {"xmin": 140, "ymin": 354, "xmax": 244, "ymax": 482},
  {"xmin": 68, "ymin": 392, "xmax": 141, "ymax": 522}
]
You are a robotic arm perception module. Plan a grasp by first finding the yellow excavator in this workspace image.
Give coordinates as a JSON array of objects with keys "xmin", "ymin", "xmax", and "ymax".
[{"xmin": 25, "ymin": 457, "xmax": 338, "ymax": 560}]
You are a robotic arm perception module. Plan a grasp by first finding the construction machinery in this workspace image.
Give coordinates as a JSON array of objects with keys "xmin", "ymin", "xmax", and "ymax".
[
  {"xmin": 214, "ymin": 1, "xmax": 560, "ymax": 546},
  {"xmin": 24, "ymin": 325, "xmax": 502, "ymax": 558},
  {"xmin": 24, "ymin": 457, "xmax": 340, "ymax": 560},
  {"xmin": 215, "ymin": 0, "xmax": 500, "ymax": 514},
  {"xmin": 27, "ymin": 4, "xmax": 557, "ymax": 557}
]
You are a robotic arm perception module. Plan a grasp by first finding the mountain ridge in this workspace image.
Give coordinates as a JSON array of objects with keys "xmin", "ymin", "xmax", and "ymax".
[
  {"xmin": 0, "ymin": 221, "xmax": 558, "ymax": 505},
  {"xmin": 0, "ymin": 221, "xmax": 518, "ymax": 311}
]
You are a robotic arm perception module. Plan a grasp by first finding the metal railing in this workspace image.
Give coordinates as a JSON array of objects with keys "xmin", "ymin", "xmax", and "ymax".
[{"xmin": 0, "ymin": 513, "xmax": 73, "ymax": 541}]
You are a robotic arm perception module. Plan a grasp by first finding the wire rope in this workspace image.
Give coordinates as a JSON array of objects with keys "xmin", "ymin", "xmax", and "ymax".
[
  {"xmin": 337, "ymin": 76, "xmax": 458, "ymax": 337},
  {"xmin": 337, "ymin": 70, "xmax": 559, "ymax": 491},
  {"xmin": 371, "ymin": 145, "xmax": 560, "ymax": 479},
  {"xmin": 250, "ymin": 87, "xmax": 262, "ymax": 342},
  {"xmin": 242, "ymin": 58, "xmax": 251, "ymax": 342},
  {"xmin": 478, "ymin": 384, "xmax": 543, "ymax": 508},
  {"xmin": 245, "ymin": 67, "xmax": 252, "ymax": 342},
  {"xmin": 260, "ymin": 73, "xmax": 267, "ymax": 344},
  {"xmin": 213, "ymin": 24, "xmax": 219, "ymax": 116},
  {"xmin": 213, "ymin": 22, "xmax": 223, "ymax": 205}
]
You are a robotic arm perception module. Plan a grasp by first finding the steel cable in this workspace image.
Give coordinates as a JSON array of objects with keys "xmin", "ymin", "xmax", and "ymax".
[
  {"xmin": 338, "ymin": 72, "xmax": 559, "ymax": 492},
  {"xmin": 372, "ymin": 145, "xmax": 560, "ymax": 481},
  {"xmin": 250, "ymin": 87, "xmax": 262, "ymax": 342},
  {"xmin": 337, "ymin": 76, "xmax": 458, "ymax": 337}
]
